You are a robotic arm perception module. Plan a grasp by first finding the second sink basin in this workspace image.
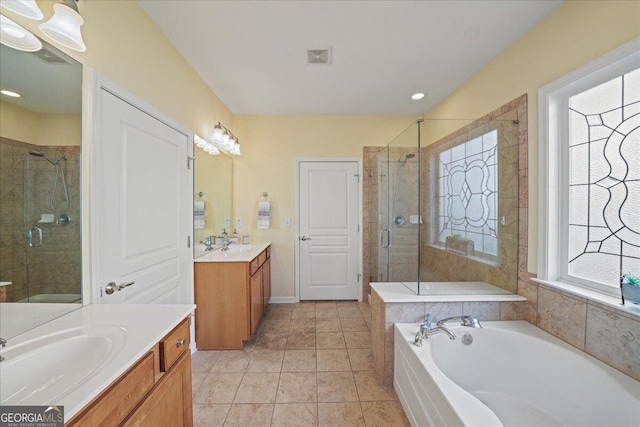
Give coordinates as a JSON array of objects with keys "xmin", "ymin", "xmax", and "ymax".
[{"xmin": 0, "ymin": 325, "xmax": 127, "ymax": 405}]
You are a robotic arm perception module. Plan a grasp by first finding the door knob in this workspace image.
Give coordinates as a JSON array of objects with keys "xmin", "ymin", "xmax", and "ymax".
[
  {"xmin": 105, "ymin": 280, "xmax": 135, "ymax": 295},
  {"xmin": 300, "ymin": 236, "xmax": 311, "ymax": 241}
]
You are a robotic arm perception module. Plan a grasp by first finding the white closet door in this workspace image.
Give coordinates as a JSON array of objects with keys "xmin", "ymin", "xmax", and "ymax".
[
  {"xmin": 298, "ymin": 160, "xmax": 359, "ymax": 300},
  {"xmin": 94, "ymin": 87, "xmax": 190, "ymax": 304}
]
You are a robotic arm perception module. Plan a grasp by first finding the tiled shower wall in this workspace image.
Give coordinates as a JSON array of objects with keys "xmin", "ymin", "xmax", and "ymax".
[
  {"xmin": 0, "ymin": 137, "xmax": 81, "ymax": 301},
  {"xmin": 420, "ymin": 114, "xmax": 520, "ymax": 293},
  {"xmin": 364, "ymin": 94, "xmax": 640, "ymax": 383}
]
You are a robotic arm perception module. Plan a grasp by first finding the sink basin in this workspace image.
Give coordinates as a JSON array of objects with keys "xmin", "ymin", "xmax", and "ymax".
[
  {"xmin": 0, "ymin": 325, "xmax": 127, "ymax": 405},
  {"xmin": 224, "ymin": 245, "xmax": 255, "ymax": 255}
]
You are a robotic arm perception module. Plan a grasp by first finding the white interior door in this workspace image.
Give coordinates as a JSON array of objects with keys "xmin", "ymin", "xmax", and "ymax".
[
  {"xmin": 93, "ymin": 85, "xmax": 190, "ymax": 304},
  {"xmin": 298, "ymin": 160, "xmax": 360, "ymax": 300}
]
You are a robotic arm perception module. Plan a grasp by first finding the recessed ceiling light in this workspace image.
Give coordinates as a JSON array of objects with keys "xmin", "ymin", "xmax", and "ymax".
[
  {"xmin": 1, "ymin": 89, "xmax": 21, "ymax": 98},
  {"xmin": 411, "ymin": 93, "xmax": 425, "ymax": 100}
]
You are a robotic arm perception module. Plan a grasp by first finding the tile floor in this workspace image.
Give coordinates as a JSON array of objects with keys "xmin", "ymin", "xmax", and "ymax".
[{"xmin": 191, "ymin": 301, "xmax": 410, "ymax": 426}]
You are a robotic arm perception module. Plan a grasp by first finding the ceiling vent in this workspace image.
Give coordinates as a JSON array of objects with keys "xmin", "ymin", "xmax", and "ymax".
[
  {"xmin": 30, "ymin": 48, "xmax": 69, "ymax": 65},
  {"xmin": 306, "ymin": 48, "xmax": 331, "ymax": 65}
]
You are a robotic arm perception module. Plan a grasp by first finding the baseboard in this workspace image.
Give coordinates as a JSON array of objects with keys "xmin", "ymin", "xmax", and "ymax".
[{"xmin": 268, "ymin": 296, "xmax": 298, "ymax": 304}]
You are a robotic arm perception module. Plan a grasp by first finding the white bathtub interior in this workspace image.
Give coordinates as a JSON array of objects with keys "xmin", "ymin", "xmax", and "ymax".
[{"xmin": 394, "ymin": 321, "xmax": 640, "ymax": 427}]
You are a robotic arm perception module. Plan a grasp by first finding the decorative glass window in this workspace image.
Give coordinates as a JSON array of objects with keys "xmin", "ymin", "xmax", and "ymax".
[
  {"xmin": 539, "ymin": 41, "xmax": 639, "ymax": 299},
  {"xmin": 434, "ymin": 130, "xmax": 498, "ymax": 262},
  {"xmin": 566, "ymin": 68, "xmax": 640, "ymax": 289}
]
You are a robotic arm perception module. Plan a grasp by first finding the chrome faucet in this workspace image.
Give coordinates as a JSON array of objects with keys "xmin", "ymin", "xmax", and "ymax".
[
  {"xmin": 437, "ymin": 315, "xmax": 483, "ymax": 329},
  {"xmin": 0, "ymin": 337, "xmax": 6, "ymax": 362},
  {"xmin": 202, "ymin": 236, "xmax": 214, "ymax": 251},
  {"xmin": 221, "ymin": 237, "xmax": 231, "ymax": 252},
  {"xmin": 414, "ymin": 314, "xmax": 482, "ymax": 347}
]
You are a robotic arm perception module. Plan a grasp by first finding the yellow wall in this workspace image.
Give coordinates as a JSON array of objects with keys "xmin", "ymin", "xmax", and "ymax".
[
  {"xmin": 0, "ymin": 101, "xmax": 81, "ymax": 146},
  {"xmin": 423, "ymin": 0, "xmax": 640, "ymax": 273},
  {"xmin": 0, "ymin": 101, "xmax": 40, "ymax": 145},
  {"xmin": 233, "ymin": 115, "xmax": 414, "ymax": 298}
]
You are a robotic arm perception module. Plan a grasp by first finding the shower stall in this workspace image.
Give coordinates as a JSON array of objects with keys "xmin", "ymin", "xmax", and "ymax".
[
  {"xmin": 0, "ymin": 139, "xmax": 81, "ymax": 303},
  {"xmin": 364, "ymin": 114, "xmax": 521, "ymax": 296}
]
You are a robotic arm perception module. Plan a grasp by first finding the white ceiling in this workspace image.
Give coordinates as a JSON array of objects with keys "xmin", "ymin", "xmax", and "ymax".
[{"xmin": 139, "ymin": 0, "xmax": 562, "ymax": 116}]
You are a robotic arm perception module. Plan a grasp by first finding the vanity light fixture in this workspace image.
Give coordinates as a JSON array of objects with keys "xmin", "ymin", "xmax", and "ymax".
[
  {"xmin": 411, "ymin": 92, "xmax": 425, "ymax": 100},
  {"xmin": 194, "ymin": 134, "xmax": 220, "ymax": 155},
  {"xmin": 39, "ymin": 0, "xmax": 86, "ymax": 52},
  {"xmin": 0, "ymin": 0, "xmax": 44, "ymax": 21},
  {"xmin": 1, "ymin": 89, "xmax": 22, "ymax": 97},
  {"xmin": 210, "ymin": 122, "xmax": 241, "ymax": 156},
  {"xmin": 0, "ymin": 14, "xmax": 42, "ymax": 52}
]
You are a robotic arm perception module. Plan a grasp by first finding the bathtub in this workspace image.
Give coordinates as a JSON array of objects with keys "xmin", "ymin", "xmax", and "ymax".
[{"xmin": 394, "ymin": 321, "xmax": 640, "ymax": 427}]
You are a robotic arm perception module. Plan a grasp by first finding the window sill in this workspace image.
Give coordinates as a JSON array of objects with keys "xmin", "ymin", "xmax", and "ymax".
[{"xmin": 532, "ymin": 278, "xmax": 640, "ymax": 320}]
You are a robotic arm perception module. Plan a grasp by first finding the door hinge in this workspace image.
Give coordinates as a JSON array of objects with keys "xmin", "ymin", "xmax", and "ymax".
[
  {"xmin": 187, "ymin": 156, "xmax": 196, "ymax": 169},
  {"xmin": 357, "ymin": 224, "xmax": 360, "ymax": 232},
  {"xmin": 354, "ymin": 173, "xmax": 360, "ymax": 183},
  {"xmin": 187, "ymin": 235, "xmax": 191, "ymax": 248},
  {"xmin": 357, "ymin": 273, "xmax": 362, "ymax": 282}
]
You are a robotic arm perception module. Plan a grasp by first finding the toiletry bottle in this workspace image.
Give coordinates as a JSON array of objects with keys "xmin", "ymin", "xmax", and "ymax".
[{"xmin": 231, "ymin": 229, "xmax": 239, "ymax": 245}]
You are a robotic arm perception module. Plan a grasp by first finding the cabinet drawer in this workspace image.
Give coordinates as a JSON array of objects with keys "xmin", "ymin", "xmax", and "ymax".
[
  {"xmin": 258, "ymin": 250, "xmax": 267, "ymax": 268},
  {"xmin": 160, "ymin": 318, "xmax": 190, "ymax": 372},
  {"xmin": 68, "ymin": 352, "xmax": 155, "ymax": 427},
  {"xmin": 250, "ymin": 256, "xmax": 260, "ymax": 276}
]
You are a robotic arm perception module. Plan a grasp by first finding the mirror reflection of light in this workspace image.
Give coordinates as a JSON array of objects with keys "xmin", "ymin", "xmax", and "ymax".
[{"xmin": 1, "ymin": 89, "xmax": 22, "ymax": 98}]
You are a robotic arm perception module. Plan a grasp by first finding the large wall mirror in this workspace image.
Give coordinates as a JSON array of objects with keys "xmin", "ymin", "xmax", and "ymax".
[
  {"xmin": 0, "ymin": 36, "xmax": 82, "ymax": 338},
  {"xmin": 194, "ymin": 149, "xmax": 233, "ymax": 257}
]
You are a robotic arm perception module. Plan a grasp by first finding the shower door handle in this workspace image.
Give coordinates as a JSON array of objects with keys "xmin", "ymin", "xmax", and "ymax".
[{"xmin": 28, "ymin": 227, "xmax": 42, "ymax": 248}]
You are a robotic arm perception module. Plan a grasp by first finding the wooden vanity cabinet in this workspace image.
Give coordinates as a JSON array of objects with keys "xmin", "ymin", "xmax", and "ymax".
[
  {"xmin": 67, "ymin": 318, "xmax": 192, "ymax": 427},
  {"xmin": 195, "ymin": 245, "xmax": 271, "ymax": 349}
]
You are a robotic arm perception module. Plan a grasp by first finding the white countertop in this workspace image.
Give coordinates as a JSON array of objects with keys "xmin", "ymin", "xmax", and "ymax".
[
  {"xmin": 0, "ymin": 282, "xmax": 11, "ymax": 287},
  {"xmin": 371, "ymin": 282, "xmax": 527, "ymax": 303},
  {"xmin": 1, "ymin": 303, "xmax": 194, "ymax": 421},
  {"xmin": 194, "ymin": 241, "xmax": 271, "ymax": 263}
]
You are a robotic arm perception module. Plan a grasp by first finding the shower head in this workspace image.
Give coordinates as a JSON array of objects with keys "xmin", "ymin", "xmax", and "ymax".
[
  {"xmin": 398, "ymin": 153, "xmax": 416, "ymax": 166},
  {"xmin": 29, "ymin": 151, "xmax": 66, "ymax": 165}
]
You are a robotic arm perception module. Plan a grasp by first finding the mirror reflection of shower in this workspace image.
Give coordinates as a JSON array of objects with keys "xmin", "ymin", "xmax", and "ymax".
[{"xmin": 29, "ymin": 151, "xmax": 70, "ymax": 213}]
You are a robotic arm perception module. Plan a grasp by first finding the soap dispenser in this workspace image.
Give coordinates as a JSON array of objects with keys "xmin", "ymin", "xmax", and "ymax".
[{"xmin": 231, "ymin": 229, "xmax": 239, "ymax": 245}]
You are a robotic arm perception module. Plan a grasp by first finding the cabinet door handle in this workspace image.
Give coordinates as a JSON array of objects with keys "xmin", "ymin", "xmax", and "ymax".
[{"xmin": 176, "ymin": 338, "xmax": 186, "ymax": 347}]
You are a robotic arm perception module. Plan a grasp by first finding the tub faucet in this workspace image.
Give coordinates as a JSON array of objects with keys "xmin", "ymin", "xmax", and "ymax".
[
  {"xmin": 414, "ymin": 315, "xmax": 456, "ymax": 346},
  {"xmin": 437, "ymin": 315, "xmax": 483, "ymax": 329}
]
